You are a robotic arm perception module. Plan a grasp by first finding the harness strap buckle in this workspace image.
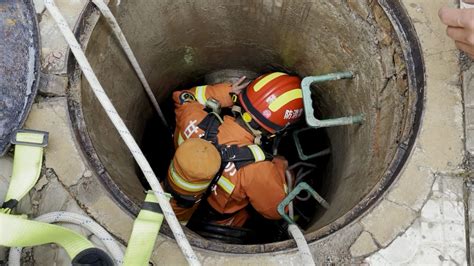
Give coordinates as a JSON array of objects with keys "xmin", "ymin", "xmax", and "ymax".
[
  {"xmin": 1, "ymin": 199, "xmax": 18, "ymax": 210},
  {"xmin": 141, "ymin": 201, "xmax": 163, "ymax": 214},
  {"xmin": 10, "ymin": 129, "xmax": 49, "ymax": 147},
  {"xmin": 220, "ymin": 145, "xmax": 239, "ymax": 162}
]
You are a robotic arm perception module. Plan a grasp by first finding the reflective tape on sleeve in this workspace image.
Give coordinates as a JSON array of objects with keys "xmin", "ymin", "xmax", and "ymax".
[
  {"xmin": 195, "ymin": 86, "xmax": 207, "ymax": 105},
  {"xmin": 169, "ymin": 162, "xmax": 211, "ymax": 192},
  {"xmin": 247, "ymin": 145, "xmax": 266, "ymax": 162},
  {"xmin": 217, "ymin": 176, "xmax": 235, "ymax": 195}
]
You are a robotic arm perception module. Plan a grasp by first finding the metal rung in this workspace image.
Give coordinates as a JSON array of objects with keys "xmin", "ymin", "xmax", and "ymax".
[
  {"xmin": 301, "ymin": 71, "xmax": 365, "ymax": 129},
  {"xmin": 293, "ymin": 127, "xmax": 330, "ymax": 161},
  {"xmin": 278, "ymin": 182, "xmax": 329, "ymax": 224}
]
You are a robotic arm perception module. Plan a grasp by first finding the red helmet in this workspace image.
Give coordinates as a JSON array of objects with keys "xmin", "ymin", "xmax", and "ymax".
[{"xmin": 239, "ymin": 72, "xmax": 304, "ymax": 134}]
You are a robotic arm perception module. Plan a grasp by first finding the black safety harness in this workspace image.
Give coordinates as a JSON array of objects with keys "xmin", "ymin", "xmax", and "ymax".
[{"xmin": 165, "ymin": 104, "xmax": 273, "ymax": 210}]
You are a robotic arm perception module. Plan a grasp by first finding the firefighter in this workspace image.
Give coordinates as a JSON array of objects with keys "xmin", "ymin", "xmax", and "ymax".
[{"xmin": 165, "ymin": 72, "xmax": 304, "ymax": 227}]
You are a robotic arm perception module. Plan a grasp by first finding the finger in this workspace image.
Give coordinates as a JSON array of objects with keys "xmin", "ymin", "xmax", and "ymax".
[
  {"xmin": 455, "ymin": 41, "xmax": 474, "ymax": 56},
  {"xmin": 446, "ymin": 26, "xmax": 473, "ymax": 44},
  {"xmin": 439, "ymin": 7, "xmax": 473, "ymax": 28},
  {"xmin": 235, "ymin": 76, "xmax": 246, "ymax": 86},
  {"xmin": 237, "ymin": 80, "xmax": 251, "ymax": 89}
]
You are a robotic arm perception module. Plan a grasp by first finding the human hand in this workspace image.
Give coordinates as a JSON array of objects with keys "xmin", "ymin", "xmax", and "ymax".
[
  {"xmin": 231, "ymin": 76, "xmax": 251, "ymax": 95},
  {"xmin": 439, "ymin": 1, "xmax": 474, "ymax": 58}
]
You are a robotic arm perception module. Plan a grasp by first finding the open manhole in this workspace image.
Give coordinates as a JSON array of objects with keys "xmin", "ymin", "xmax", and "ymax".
[{"xmin": 67, "ymin": 0, "xmax": 424, "ymax": 253}]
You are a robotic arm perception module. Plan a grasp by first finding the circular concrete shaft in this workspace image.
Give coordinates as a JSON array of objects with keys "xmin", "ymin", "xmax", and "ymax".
[{"xmin": 67, "ymin": 0, "xmax": 424, "ymax": 253}]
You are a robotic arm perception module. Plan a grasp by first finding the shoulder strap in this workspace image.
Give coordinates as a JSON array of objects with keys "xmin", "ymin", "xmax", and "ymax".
[
  {"xmin": 197, "ymin": 112, "xmax": 272, "ymax": 170},
  {"xmin": 197, "ymin": 112, "xmax": 222, "ymax": 145},
  {"xmin": 220, "ymin": 144, "xmax": 273, "ymax": 170}
]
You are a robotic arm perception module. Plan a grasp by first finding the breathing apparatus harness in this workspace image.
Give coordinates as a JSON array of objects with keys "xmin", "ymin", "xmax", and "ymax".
[{"xmin": 168, "ymin": 97, "xmax": 274, "ymax": 211}]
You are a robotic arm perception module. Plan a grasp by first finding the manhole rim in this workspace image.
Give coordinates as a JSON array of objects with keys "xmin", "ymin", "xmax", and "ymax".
[{"xmin": 66, "ymin": 0, "xmax": 425, "ymax": 254}]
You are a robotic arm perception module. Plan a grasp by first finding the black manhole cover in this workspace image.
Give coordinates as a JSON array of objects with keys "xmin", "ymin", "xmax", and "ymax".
[{"xmin": 0, "ymin": 0, "xmax": 40, "ymax": 155}]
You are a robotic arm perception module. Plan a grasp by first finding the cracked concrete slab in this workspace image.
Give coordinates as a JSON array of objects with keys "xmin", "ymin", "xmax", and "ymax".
[
  {"xmin": 24, "ymin": 98, "xmax": 87, "ymax": 188},
  {"xmin": 38, "ymin": 72, "xmax": 67, "ymax": 97},
  {"xmin": 350, "ymin": 231, "xmax": 378, "ymax": 258},
  {"xmin": 361, "ymin": 200, "xmax": 417, "ymax": 247},
  {"xmin": 386, "ymin": 162, "xmax": 435, "ymax": 211},
  {"xmin": 39, "ymin": 0, "xmax": 88, "ymax": 74},
  {"xmin": 69, "ymin": 173, "xmax": 134, "ymax": 241},
  {"xmin": 366, "ymin": 175, "xmax": 467, "ymax": 265},
  {"xmin": 36, "ymin": 174, "xmax": 70, "ymax": 215}
]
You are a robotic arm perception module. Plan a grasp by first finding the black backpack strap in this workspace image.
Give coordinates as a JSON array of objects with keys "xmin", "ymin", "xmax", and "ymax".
[
  {"xmin": 220, "ymin": 144, "xmax": 273, "ymax": 170},
  {"xmin": 198, "ymin": 112, "xmax": 222, "ymax": 145}
]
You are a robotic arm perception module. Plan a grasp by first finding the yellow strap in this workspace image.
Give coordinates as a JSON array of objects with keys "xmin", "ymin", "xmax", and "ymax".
[
  {"xmin": 0, "ymin": 213, "xmax": 94, "ymax": 258},
  {"xmin": 123, "ymin": 192, "xmax": 166, "ymax": 266},
  {"xmin": 217, "ymin": 176, "xmax": 235, "ymax": 194},
  {"xmin": 0, "ymin": 130, "xmax": 95, "ymax": 259},
  {"xmin": 195, "ymin": 86, "xmax": 207, "ymax": 105},
  {"xmin": 2, "ymin": 130, "xmax": 47, "ymax": 213},
  {"xmin": 169, "ymin": 162, "xmax": 211, "ymax": 192},
  {"xmin": 248, "ymin": 145, "xmax": 266, "ymax": 162}
]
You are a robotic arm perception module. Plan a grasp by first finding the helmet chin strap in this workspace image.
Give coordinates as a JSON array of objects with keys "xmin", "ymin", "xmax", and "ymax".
[{"xmin": 231, "ymin": 106, "xmax": 263, "ymax": 145}]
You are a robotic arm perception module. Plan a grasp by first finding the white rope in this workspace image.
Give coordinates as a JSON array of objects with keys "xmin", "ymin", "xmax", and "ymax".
[
  {"xmin": 90, "ymin": 0, "xmax": 169, "ymax": 129},
  {"xmin": 288, "ymin": 224, "xmax": 315, "ymax": 266},
  {"xmin": 43, "ymin": 1, "xmax": 200, "ymax": 265},
  {"xmin": 461, "ymin": 1, "xmax": 474, "ymax": 9},
  {"xmin": 8, "ymin": 212, "xmax": 124, "ymax": 266}
]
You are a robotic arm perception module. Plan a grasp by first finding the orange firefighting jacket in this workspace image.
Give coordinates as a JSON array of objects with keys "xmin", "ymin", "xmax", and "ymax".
[{"xmin": 171, "ymin": 83, "xmax": 288, "ymax": 226}]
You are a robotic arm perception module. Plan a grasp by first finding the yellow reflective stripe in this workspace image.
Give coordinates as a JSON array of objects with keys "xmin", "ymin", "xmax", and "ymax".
[
  {"xmin": 195, "ymin": 85, "xmax": 207, "ymax": 105},
  {"xmin": 248, "ymin": 145, "xmax": 265, "ymax": 162},
  {"xmin": 217, "ymin": 176, "xmax": 235, "ymax": 194},
  {"xmin": 253, "ymin": 72, "xmax": 287, "ymax": 92},
  {"xmin": 268, "ymin": 88, "xmax": 302, "ymax": 112},
  {"xmin": 169, "ymin": 162, "xmax": 210, "ymax": 192},
  {"xmin": 177, "ymin": 133, "xmax": 185, "ymax": 146}
]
